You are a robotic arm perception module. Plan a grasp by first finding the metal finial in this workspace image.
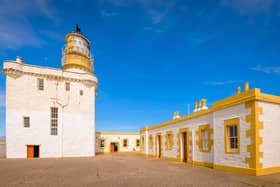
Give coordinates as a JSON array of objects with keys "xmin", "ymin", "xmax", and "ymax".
[{"xmin": 75, "ymin": 24, "xmax": 81, "ymax": 32}]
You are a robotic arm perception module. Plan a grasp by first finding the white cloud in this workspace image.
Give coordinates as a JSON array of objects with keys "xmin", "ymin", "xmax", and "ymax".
[
  {"xmin": 251, "ymin": 65, "xmax": 280, "ymax": 74},
  {"xmin": 220, "ymin": 0, "xmax": 279, "ymax": 15},
  {"xmin": 0, "ymin": 0, "xmax": 60, "ymax": 51},
  {"xmin": 102, "ymin": 0, "xmax": 174, "ymax": 32},
  {"xmin": 101, "ymin": 10, "xmax": 120, "ymax": 17},
  {"xmin": 205, "ymin": 80, "xmax": 243, "ymax": 86}
]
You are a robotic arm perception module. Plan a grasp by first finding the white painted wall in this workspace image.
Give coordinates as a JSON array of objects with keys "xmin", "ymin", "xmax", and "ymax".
[
  {"xmin": 259, "ymin": 101, "xmax": 280, "ymax": 168},
  {"xmin": 141, "ymin": 103, "xmax": 254, "ymax": 169},
  {"xmin": 213, "ymin": 103, "xmax": 251, "ymax": 168},
  {"xmin": 96, "ymin": 133, "xmax": 140, "ymax": 153},
  {"xmin": 145, "ymin": 113, "xmax": 214, "ymax": 163},
  {"xmin": 4, "ymin": 61, "xmax": 97, "ymax": 158}
]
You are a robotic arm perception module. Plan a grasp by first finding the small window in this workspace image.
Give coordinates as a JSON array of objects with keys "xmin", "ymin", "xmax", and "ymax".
[
  {"xmin": 136, "ymin": 139, "xmax": 140, "ymax": 147},
  {"xmin": 123, "ymin": 139, "xmax": 128, "ymax": 147},
  {"xmin": 202, "ymin": 129, "xmax": 208, "ymax": 150},
  {"xmin": 100, "ymin": 139, "xmax": 105, "ymax": 148},
  {"xmin": 23, "ymin": 116, "xmax": 30, "ymax": 128},
  {"xmin": 228, "ymin": 125, "xmax": 238, "ymax": 150},
  {"xmin": 50, "ymin": 107, "xmax": 58, "ymax": 136},
  {"xmin": 37, "ymin": 78, "xmax": 44, "ymax": 90},
  {"xmin": 80, "ymin": 90, "xmax": 83, "ymax": 96},
  {"xmin": 224, "ymin": 118, "xmax": 240, "ymax": 154},
  {"xmin": 165, "ymin": 131, "xmax": 174, "ymax": 150},
  {"xmin": 65, "ymin": 82, "xmax": 70, "ymax": 91}
]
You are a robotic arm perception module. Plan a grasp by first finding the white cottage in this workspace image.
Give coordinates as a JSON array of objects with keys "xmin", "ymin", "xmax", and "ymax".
[
  {"xmin": 140, "ymin": 83, "xmax": 280, "ymax": 176},
  {"xmin": 96, "ymin": 132, "xmax": 140, "ymax": 154}
]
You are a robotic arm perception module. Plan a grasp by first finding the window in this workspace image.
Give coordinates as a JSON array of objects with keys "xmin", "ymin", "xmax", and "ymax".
[
  {"xmin": 202, "ymin": 129, "xmax": 208, "ymax": 150},
  {"xmin": 123, "ymin": 139, "xmax": 128, "ymax": 147},
  {"xmin": 50, "ymin": 107, "xmax": 58, "ymax": 135},
  {"xmin": 224, "ymin": 118, "xmax": 240, "ymax": 154},
  {"xmin": 23, "ymin": 116, "xmax": 30, "ymax": 128},
  {"xmin": 165, "ymin": 131, "xmax": 174, "ymax": 151},
  {"xmin": 100, "ymin": 139, "xmax": 105, "ymax": 148},
  {"xmin": 80, "ymin": 90, "xmax": 83, "ymax": 96},
  {"xmin": 197, "ymin": 124, "xmax": 213, "ymax": 152},
  {"xmin": 37, "ymin": 78, "xmax": 44, "ymax": 90},
  {"xmin": 228, "ymin": 126, "xmax": 238, "ymax": 149},
  {"xmin": 65, "ymin": 82, "xmax": 70, "ymax": 91},
  {"xmin": 136, "ymin": 139, "xmax": 140, "ymax": 147}
]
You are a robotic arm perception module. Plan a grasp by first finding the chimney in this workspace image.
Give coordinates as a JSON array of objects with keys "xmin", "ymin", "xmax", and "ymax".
[
  {"xmin": 237, "ymin": 86, "xmax": 241, "ymax": 94},
  {"xmin": 16, "ymin": 56, "xmax": 24, "ymax": 64},
  {"xmin": 173, "ymin": 110, "xmax": 180, "ymax": 119},
  {"xmin": 244, "ymin": 82, "xmax": 249, "ymax": 92}
]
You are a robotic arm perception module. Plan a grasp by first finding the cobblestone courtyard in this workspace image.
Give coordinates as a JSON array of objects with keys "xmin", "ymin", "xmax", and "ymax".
[{"xmin": 0, "ymin": 153, "xmax": 279, "ymax": 187}]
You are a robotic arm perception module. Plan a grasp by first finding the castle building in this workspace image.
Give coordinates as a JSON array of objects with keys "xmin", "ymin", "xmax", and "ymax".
[
  {"xmin": 3, "ymin": 26, "xmax": 98, "ymax": 158},
  {"xmin": 140, "ymin": 83, "xmax": 280, "ymax": 176},
  {"xmin": 95, "ymin": 132, "xmax": 140, "ymax": 154}
]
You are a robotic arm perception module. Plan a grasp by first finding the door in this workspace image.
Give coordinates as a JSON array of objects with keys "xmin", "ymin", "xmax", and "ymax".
[
  {"xmin": 110, "ymin": 143, "xmax": 114, "ymax": 153},
  {"xmin": 27, "ymin": 145, "xmax": 34, "ymax": 158},
  {"xmin": 183, "ymin": 132, "xmax": 188, "ymax": 163},
  {"xmin": 114, "ymin": 143, "xmax": 118, "ymax": 152},
  {"xmin": 27, "ymin": 145, "xmax": 40, "ymax": 158},
  {"xmin": 158, "ymin": 136, "xmax": 161, "ymax": 158},
  {"xmin": 34, "ymin": 145, "xmax": 40, "ymax": 158}
]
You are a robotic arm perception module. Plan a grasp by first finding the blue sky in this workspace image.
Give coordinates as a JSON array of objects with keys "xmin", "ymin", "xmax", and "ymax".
[{"xmin": 1, "ymin": 0, "xmax": 280, "ymax": 137}]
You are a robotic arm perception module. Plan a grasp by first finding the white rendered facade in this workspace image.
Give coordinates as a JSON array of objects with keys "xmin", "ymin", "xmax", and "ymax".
[
  {"xmin": 140, "ymin": 84, "xmax": 280, "ymax": 176},
  {"xmin": 96, "ymin": 132, "xmax": 140, "ymax": 154},
  {"xmin": 3, "ymin": 27, "xmax": 98, "ymax": 158}
]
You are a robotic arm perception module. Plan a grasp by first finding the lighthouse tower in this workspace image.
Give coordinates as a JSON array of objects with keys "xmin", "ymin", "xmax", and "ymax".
[
  {"xmin": 3, "ymin": 25, "xmax": 98, "ymax": 158},
  {"xmin": 62, "ymin": 25, "xmax": 94, "ymax": 73}
]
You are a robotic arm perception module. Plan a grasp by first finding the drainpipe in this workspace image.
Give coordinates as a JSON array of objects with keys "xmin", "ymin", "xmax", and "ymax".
[{"xmin": 55, "ymin": 72, "xmax": 69, "ymax": 158}]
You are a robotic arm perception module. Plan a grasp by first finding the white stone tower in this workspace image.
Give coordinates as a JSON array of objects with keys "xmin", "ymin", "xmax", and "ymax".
[{"xmin": 3, "ymin": 26, "xmax": 98, "ymax": 158}]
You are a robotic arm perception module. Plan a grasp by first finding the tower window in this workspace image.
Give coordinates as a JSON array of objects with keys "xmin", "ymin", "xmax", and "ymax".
[
  {"xmin": 37, "ymin": 78, "xmax": 44, "ymax": 91},
  {"xmin": 50, "ymin": 107, "xmax": 58, "ymax": 136},
  {"xmin": 23, "ymin": 116, "xmax": 30, "ymax": 128},
  {"xmin": 65, "ymin": 82, "xmax": 70, "ymax": 91},
  {"xmin": 80, "ymin": 90, "xmax": 83, "ymax": 96}
]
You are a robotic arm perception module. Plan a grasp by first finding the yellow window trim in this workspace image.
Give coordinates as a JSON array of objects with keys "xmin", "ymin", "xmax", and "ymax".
[
  {"xmin": 165, "ymin": 131, "xmax": 174, "ymax": 151},
  {"xmin": 122, "ymin": 138, "xmax": 128, "ymax": 148},
  {"xmin": 224, "ymin": 117, "xmax": 240, "ymax": 154},
  {"xmin": 148, "ymin": 134, "xmax": 154, "ymax": 150},
  {"xmin": 196, "ymin": 124, "xmax": 213, "ymax": 152}
]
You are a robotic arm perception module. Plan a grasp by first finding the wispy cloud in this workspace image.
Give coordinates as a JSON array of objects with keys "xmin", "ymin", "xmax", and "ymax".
[
  {"xmin": 0, "ymin": 0, "xmax": 60, "ymax": 51},
  {"xmin": 143, "ymin": 25, "xmax": 168, "ymax": 33},
  {"xmin": 205, "ymin": 80, "xmax": 243, "ymax": 86},
  {"xmin": 220, "ymin": 0, "xmax": 280, "ymax": 15},
  {"xmin": 102, "ymin": 0, "xmax": 174, "ymax": 32},
  {"xmin": 101, "ymin": 10, "xmax": 120, "ymax": 17},
  {"xmin": 251, "ymin": 65, "xmax": 280, "ymax": 74}
]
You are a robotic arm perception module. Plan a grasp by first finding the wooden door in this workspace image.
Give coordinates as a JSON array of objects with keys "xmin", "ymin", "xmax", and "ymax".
[
  {"xmin": 110, "ymin": 143, "xmax": 114, "ymax": 153},
  {"xmin": 158, "ymin": 136, "xmax": 161, "ymax": 158},
  {"xmin": 183, "ymin": 133, "xmax": 188, "ymax": 162},
  {"xmin": 27, "ymin": 145, "xmax": 34, "ymax": 158}
]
